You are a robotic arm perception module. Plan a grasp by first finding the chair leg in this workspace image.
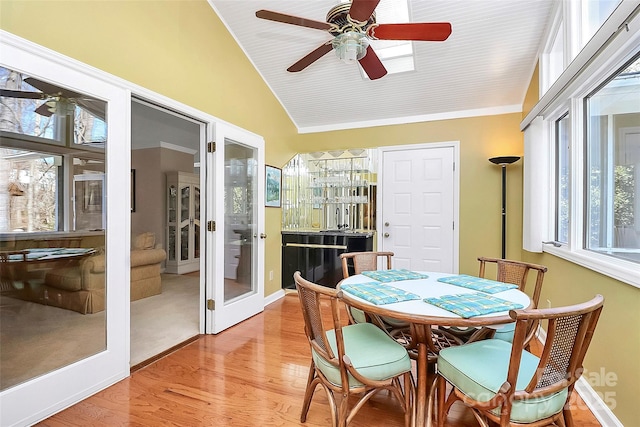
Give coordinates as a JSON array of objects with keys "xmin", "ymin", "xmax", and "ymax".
[
  {"xmin": 337, "ymin": 392, "xmax": 349, "ymax": 427},
  {"xmin": 436, "ymin": 375, "xmax": 447, "ymax": 427},
  {"xmin": 403, "ymin": 372, "xmax": 413, "ymax": 427},
  {"xmin": 300, "ymin": 362, "xmax": 318, "ymax": 422},
  {"xmin": 562, "ymin": 406, "xmax": 574, "ymax": 427}
]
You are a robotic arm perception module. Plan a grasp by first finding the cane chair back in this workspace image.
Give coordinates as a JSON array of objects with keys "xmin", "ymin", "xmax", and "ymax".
[
  {"xmin": 294, "ymin": 271, "xmax": 413, "ymax": 427},
  {"xmin": 478, "ymin": 257, "xmax": 548, "ymax": 308},
  {"xmin": 339, "ymin": 251, "xmax": 394, "ymax": 324},
  {"xmin": 432, "ymin": 294, "xmax": 604, "ymax": 427},
  {"xmin": 470, "ymin": 257, "xmax": 549, "ymax": 344}
]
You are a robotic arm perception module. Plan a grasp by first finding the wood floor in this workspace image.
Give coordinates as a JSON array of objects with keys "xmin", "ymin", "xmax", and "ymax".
[{"xmin": 38, "ymin": 293, "xmax": 601, "ymax": 426}]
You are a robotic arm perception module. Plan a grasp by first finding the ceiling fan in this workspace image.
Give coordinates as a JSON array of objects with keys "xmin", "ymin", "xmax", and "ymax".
[
  {"xmin": 0, "ymin": 77, "xmax": 105, "ymax": 120},
  {"xmin": 256, "ymin": 0, "xmax": 452, "ymax": 80}
]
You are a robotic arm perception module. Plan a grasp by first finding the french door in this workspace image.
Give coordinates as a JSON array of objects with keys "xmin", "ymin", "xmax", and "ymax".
[{"xmin": 207, "ymin": 123, "xmax": 265, "ymax": 333}]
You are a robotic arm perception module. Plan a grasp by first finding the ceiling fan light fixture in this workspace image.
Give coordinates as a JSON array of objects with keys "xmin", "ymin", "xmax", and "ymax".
[{"xmin": 332, "ymin": 31, "xmax": 369, "ymax": 64}]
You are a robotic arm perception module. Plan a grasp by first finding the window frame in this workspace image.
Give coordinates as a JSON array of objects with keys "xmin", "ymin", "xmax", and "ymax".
[{"xmin": 524, "ymin": 2, "xmax": 640, "ymax": 289}]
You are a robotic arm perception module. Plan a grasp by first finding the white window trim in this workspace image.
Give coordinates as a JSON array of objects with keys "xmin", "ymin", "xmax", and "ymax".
[
  {"xmin": 523, "ymin": 3, "xmax": 640, "ymax": 289},
  {"xmin": 539, "ymin": 0, "xmax": 565, "ymax": 95}
]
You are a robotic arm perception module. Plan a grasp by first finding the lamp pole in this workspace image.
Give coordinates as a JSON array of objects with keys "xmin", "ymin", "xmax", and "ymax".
[{"xmin": 489, "ymin": 156, "xmax": 520, "ymax": 259}]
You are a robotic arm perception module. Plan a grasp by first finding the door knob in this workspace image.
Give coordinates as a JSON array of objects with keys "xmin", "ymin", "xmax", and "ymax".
[
  {"xmin": 260, "ymin": 233, "xmax": 267, "ymax": 239},
  {"xmin": 384, "ymin": 232, "xmax": 390, "ymax": 238}
]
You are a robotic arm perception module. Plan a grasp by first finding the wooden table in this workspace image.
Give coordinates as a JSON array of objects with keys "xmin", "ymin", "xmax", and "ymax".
[{"xmin": 338, "ymin": 271, "xmax": 531, "ymax": 426}]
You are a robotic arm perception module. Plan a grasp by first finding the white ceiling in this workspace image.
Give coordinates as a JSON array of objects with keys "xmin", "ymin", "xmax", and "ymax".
[{"xmin": 209, "ymin": 0, "xmax": 554, "ymax": 133}]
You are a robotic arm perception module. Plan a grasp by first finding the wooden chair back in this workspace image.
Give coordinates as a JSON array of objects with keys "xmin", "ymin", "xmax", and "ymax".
[
  {"xmin": 504, "ymin": 294, "xmax": 604, "ymax": 425},
  {"xmin": 294, "ymin": 271, "xmax": 342, "ymax": 367},
  {"xmin": 478, "ymin": 257, "xmax": 547, "ymax": 308},
  {"xmin": 340, "ymin": 251, "xmax": 394, "ymax": 279}
]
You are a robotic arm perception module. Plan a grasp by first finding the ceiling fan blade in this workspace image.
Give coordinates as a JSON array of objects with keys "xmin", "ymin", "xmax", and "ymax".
[
  {"xmin": 24, "ymin": 77, "xmax": 86, "ymax": 100},
  {"xmin": 348, "ymin": 0, "xmax": 380, "ymax": 22},
  {"xmin": 287, "ymin": 43, "xmax": 333, "ymax": 72},
  {"xmin": 256, "ymin": 10, "xmax": 331, "ymax": 31},
  {"xmin": 368, "ymin": 23, "xmax": 452, "ymax": 41},
  {"xmin": 0, "ymin": 89, "xmax": 46, "ymax": 100},
  {"xmin": 358, "ymin": 46, "xmax": 387, "ymax": 80},
  {"xmin": 34, "ymin": 103, "xmax": 54, "ymax": 117}
]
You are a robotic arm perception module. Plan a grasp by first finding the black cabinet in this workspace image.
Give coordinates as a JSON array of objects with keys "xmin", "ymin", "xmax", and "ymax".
[{"xmin": 282, "ymin": 231, "xmax": 374, "ymax": 289}]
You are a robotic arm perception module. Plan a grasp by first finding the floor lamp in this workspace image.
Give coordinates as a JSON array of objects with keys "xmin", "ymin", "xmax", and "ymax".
[{"xmin": 489, "ymin": 156, "xmax": 521, "ymax": 259}]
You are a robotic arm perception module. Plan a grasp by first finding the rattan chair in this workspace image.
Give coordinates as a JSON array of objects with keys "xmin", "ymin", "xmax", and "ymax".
[
  {"xmin": 430, "ymin": 294, "xmax": 604, "ymax": 427},
  {"xmin": 339, "ymin": 251, "xmax": 395, "ymax": 325},
  {"xmin": 294, "ymin": 271, "xmax": 414, "ymax": 427},
  {"xmin": 445, "ymin": 257, "xmax": 548, "ymax": 343}
]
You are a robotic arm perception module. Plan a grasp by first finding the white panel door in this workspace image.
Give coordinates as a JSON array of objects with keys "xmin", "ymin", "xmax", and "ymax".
[{"xmin": 379, "ymin": 144, "xmax": 458, "ymax": 273}]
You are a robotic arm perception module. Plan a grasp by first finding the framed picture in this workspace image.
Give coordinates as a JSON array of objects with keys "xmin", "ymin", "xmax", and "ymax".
[
  {"xmin": 265, "ymin": 165, "xmax": 282, "ymax": 208},
  {"xmin": 131, "ymin": 169, "xmax": 136, "ymax": 212}
]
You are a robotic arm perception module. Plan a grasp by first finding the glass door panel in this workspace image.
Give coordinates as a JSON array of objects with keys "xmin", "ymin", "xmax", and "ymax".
[
  {"xmin": 0, "ymin": 67, "xmax": 108, "ymax": 390},
  {"xmin": 223, "ymin": 140, "xmax": 257, "ymax": 302}
]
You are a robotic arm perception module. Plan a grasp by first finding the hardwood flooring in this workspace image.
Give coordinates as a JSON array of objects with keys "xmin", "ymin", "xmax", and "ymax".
[{"xmin": 38, "ymin": 294, "xmax": 601, "ymax": 426}]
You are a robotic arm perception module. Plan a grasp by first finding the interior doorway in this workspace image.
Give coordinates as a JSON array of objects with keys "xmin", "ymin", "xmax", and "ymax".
[{"xmin": 130, "ymin": 99, "xmax": 203, "ymax": 366}]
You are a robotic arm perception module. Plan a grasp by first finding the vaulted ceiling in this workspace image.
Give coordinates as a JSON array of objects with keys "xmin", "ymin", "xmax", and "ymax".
[{"xmin": 209, "ymin": 0, "xmax": 554, "ymax": 133}]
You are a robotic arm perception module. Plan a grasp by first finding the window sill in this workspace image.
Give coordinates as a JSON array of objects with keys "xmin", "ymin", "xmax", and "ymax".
[{"xmin": 543, "ymin": 245, "xmax": 640, "ymax": 289}]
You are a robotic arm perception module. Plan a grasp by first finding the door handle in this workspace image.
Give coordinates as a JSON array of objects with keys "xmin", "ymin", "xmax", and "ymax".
[
  {"xmin": 384, "ymin": 232, "xmax": 390, "ymax": 238},
  {"xmin": 260, "ymin": 233, "xmax": 267, "ymax": 239}
]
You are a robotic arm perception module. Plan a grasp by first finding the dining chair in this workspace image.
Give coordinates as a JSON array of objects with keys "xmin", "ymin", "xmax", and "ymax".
[
  {"xmin": 430, "ymin": 294, "xmax": 604, "ymax": 427},
  {"xmin": 339, "ymin": 251, "xmax": 397, "ymax": 325},
  {"xmin": 444, "ymin": 257, "xmax": 548, "ymax": 343},
  {"xmin": 293, "ymin": 271, "xmax": 414, "ymax": 427}
]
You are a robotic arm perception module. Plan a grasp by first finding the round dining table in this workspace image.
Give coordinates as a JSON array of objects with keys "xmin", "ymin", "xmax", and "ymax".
[{"xmin": 338, "ymin": 271, "xmax": 531, "ymax": 427}]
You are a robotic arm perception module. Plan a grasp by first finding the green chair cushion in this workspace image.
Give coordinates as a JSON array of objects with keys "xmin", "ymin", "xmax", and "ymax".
[
  {"xmin": 492, "ymin": 323, "xmax": 515, "ymax": 343},
  {"xmin": 312, "ymin": 322, "xmax": 411, "ymax": 388},
  {"xmin": 437, "ymin": 339, "xmax": 568, "ymax": 423}
]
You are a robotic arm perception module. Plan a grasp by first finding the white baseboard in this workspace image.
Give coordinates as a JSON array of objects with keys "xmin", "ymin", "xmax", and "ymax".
[
  {"xmin": 264, "ymin": 289, "xmax": 285, "ymax": 306},
  {"xmin": 535, "ymin": 327, "xmax": 622, "ymax": 426},
  {"xmin": 574, "ymin": 377, "xmax": 623, "ymax": 427}
]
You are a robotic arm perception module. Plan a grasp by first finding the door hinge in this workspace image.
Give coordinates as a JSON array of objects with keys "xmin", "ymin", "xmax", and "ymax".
[
  {"xmin": 208, "ymin": 220, "xmax": 216, "ymax": 231},
  {"xmin": 207, "ymin": 299, "xmax": 215, "ymax": 310},
  {"xmin": 207, "ymin": 141, "xmax": 216, "ymax": 153},
  {"xmin": 453, "ymin": 161, "xmax": 456, "ymax": 171}
]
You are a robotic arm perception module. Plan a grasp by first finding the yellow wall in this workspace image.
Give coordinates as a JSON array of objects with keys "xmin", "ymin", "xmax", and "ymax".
[{"xmin": 2, "ymin": 1, "xmax": 637, "ymax": 424}]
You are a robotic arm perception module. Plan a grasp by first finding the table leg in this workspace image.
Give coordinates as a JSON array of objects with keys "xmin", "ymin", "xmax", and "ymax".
[{"xmin": 415, "ymin": 341, "xmax": 428, "ymax": 426}]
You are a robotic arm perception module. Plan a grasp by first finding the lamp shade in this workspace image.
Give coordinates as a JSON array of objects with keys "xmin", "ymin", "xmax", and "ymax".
[{"xmin": 489, "ymin": 156, "xmax": 520, "ymax": 165}]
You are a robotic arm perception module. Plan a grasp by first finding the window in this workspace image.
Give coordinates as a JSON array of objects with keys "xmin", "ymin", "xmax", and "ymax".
[
  {"xmin": 555, "ymin": 113, "xmax": 570, "ymax": 243},
  {"xmin": 585, "ymin": 56, "xmax": 640, "ymax": 263},
  {"xmin": 524, "ymin": 1, "xmax": 640, "ymax": 287},
  {"xmin": 581, "ymin": 0, "xmax": 622, "ymax": 47}
]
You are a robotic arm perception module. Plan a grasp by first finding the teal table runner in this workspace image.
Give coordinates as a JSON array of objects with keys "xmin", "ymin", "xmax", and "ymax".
[
  {"xmin": 361, "ymin": 269, "xmax": 429, "ymax": 283},
  {"xmin": 340, "ymin": 282, "xmax": 422, "ymax": 305},
  {"xmin": 437, "ymin": 274, "xmax": 517, "ymax": 294},
  {"xmin": 423, "ymin": 292, "xmax": 524, "ymax": 318}
]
